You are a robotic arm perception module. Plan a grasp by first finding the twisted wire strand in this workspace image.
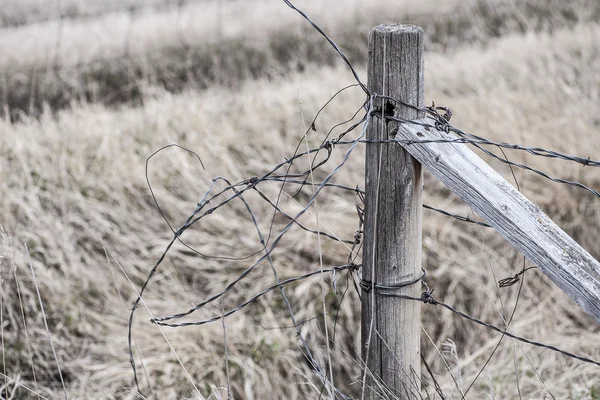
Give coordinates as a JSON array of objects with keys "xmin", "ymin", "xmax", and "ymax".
[
  {"xmin": 126, "ymin": 1, "xmax": 600, "ymax": 397},
  {"xmin": 152, "ymin": 263, "xmax": 360, "ymax": 327},
  {"xmin": 390, "ymin": 289, "xmax": 600, "ymax": 368}
]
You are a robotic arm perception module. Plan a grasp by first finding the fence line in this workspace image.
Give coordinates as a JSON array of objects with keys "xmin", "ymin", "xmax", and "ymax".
[
  {"xmin": 4, "ymin": 0, "xmax": 598, "ymax": 398},
  {"xmin": 134, "ymin": 120, "xmax": 600, "ymax": 397},
  {"xmin": 127, "ymin": 15, "xmax": 600, "ymax": 393},
  {"xmin": 130, "ymin": 2, "xmax": 600, "ymax": 398}
]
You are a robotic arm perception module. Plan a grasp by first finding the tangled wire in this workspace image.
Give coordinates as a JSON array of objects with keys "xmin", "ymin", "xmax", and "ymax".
[{"xmin": 127, "ymin": 0, "xmax": 600, "ymax": 398}]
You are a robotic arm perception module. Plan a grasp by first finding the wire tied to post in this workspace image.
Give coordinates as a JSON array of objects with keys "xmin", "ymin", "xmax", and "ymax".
[{"xmin": 359, "ymin": 268, "xmax": 427, "ymax": 293}]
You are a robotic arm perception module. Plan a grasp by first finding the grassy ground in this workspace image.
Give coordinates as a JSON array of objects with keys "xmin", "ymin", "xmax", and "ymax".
[{"xmin": 1, "ymin": 0, "xmax": 599, "ymax": 399}]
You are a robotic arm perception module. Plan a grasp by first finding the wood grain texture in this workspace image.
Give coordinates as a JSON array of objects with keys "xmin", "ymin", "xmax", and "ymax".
[
  {"xmin": 395, "ymin": 119, "xmax": 600, "ymax": 323},
  {"xmin": 362, "ymin": 24, "xmax": 424, "ymax": 400}
]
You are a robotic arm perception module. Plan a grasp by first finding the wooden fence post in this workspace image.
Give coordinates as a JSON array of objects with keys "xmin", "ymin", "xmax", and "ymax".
[{"xmin": 362, "ymin": 25, "xmax": 424, "ymax": 399}]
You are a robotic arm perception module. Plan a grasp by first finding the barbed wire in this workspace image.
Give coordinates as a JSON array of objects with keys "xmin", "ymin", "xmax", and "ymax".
[
  {"xmin": 132, "ymin": 103, "xmax": 600, "ymax": 397},
  {"xmin": 382, "ymin": 286, "xmax": 600, "ymax": 369},
  {"xmin": 378, "ymin": 107, "xmax": 600, "ymax": 200},
  {"xmin": 152, "ymin": 263, "xmax": 360, "ymax": 327},
  {"xmin": 128, "ymin": 92, "xmax": 376, "ymax": 397},
  {"xmin": 125, "ymin": 0, "xmax": 600, "ymax": 398}
]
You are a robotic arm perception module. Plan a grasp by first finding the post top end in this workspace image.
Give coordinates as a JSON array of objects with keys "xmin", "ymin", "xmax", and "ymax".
[{"xmin": 371, "ymin": 24, "xmax": 423, "ymax": 34}]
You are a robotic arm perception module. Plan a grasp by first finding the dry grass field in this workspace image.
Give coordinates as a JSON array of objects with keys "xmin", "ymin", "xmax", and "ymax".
[{"xmin": 0, "ymin": 0, "xmax": 599, "ymax": 399}]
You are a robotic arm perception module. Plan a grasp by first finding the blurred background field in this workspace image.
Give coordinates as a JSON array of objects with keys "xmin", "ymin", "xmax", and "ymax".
[{"xmin": 0, "ymin": 0, "xmax": 599, "ymax": 399}]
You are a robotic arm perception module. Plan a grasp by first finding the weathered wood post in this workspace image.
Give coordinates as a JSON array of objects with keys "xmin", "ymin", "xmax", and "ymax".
[{"xmin": 362, "ymin": 24, "xmax": 424, "ymax": 399}]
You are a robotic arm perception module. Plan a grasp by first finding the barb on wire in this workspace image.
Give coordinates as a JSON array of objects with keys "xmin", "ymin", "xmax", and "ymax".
[{"xmin": 394, "ymin": 289, "xmax": 600, "ymax": 368}]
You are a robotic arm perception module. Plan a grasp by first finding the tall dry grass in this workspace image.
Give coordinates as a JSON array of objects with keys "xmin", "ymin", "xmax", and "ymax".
[
  {"xmin": 0, "ymin": 1, "xmax": 599, "ymax": 399},
  {"xmin": 1, "ymin": 0, "xmax": 598, "ymax": 119}
]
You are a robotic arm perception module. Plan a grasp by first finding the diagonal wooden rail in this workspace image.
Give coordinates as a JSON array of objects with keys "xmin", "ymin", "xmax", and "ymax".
[{"xmin": 395, "ymin": 119, "xmax": 600, "ymax": 323}]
